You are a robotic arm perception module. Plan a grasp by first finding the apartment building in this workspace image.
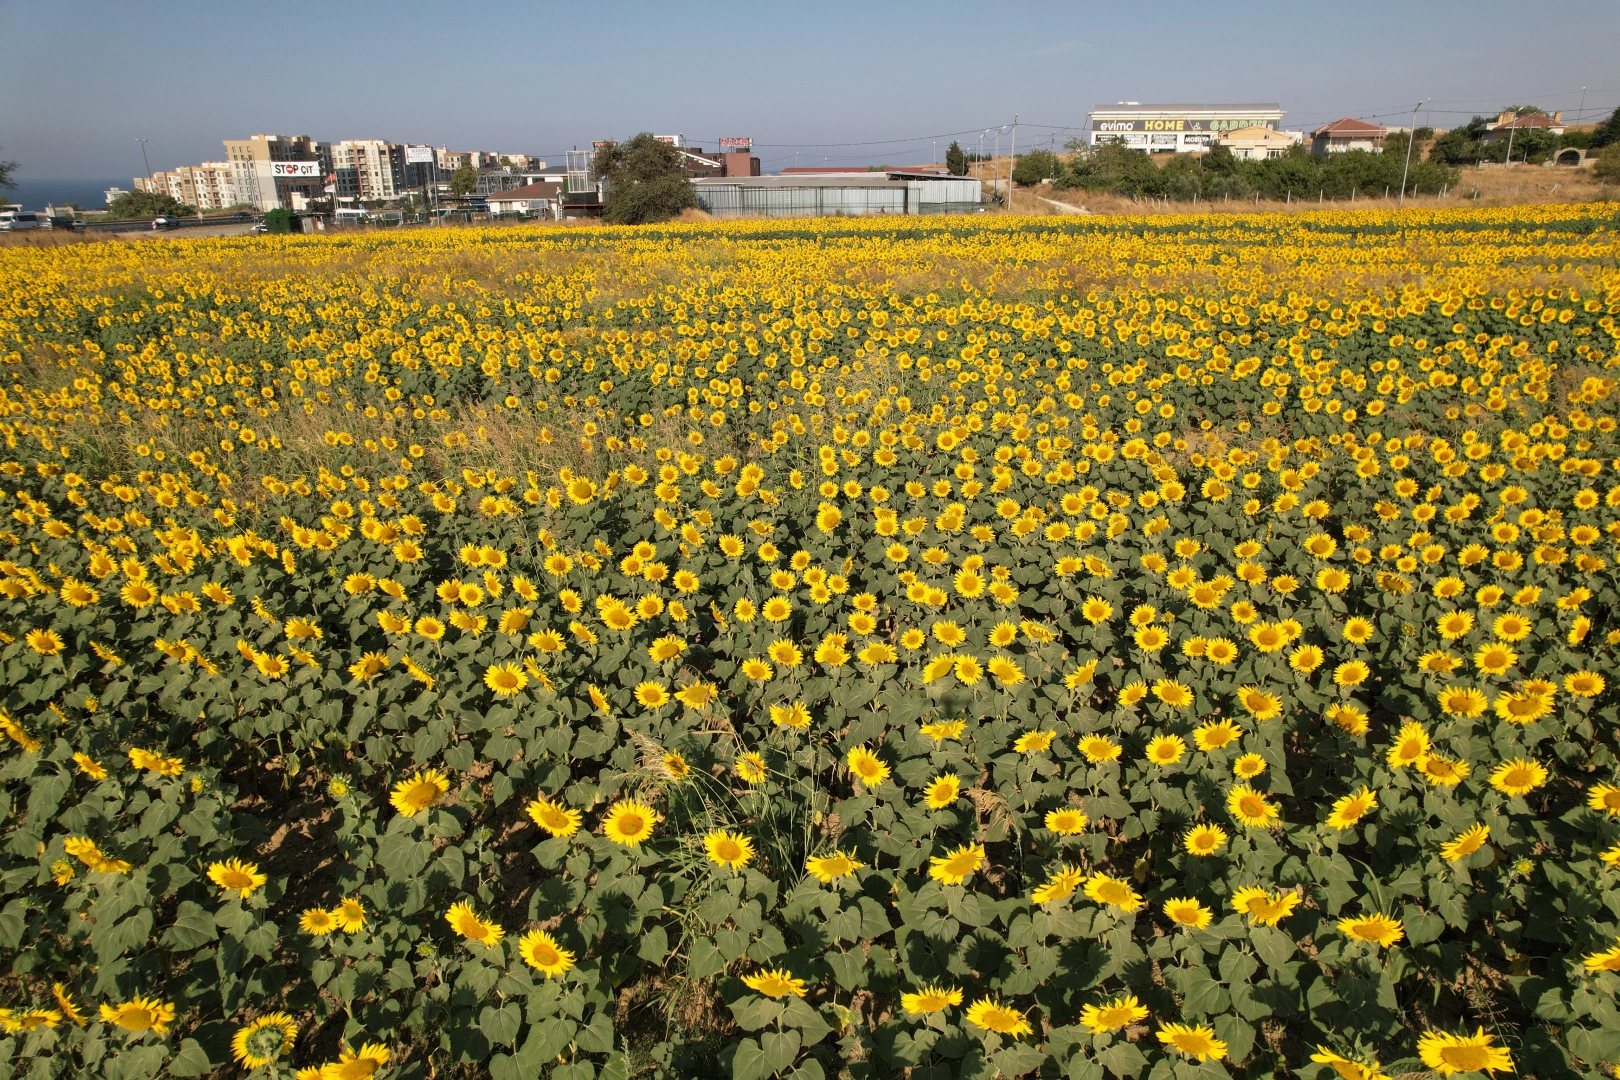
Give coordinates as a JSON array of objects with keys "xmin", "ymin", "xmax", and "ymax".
[
  {"xmin": 134, "ymin": 162, "xmax": 240, "ymax": 211},
  {"xmin": 222, "ymin": 134, "xmax": 330, "ymax": 211},
  {"xmin": 435, "ymin": 149, "xmax": 542, "ymax": 173},
  {"xmin": 331, "ymin": 139, "xmax": 409, "ymax": 202}
]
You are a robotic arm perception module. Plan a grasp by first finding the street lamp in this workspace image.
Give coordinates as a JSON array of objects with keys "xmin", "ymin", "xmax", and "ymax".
[
  {"xmin": 1397, "ymin": 100, "xmax": 1422, "ymax": 208},
  {"xmin": 136, "ymin": 138, "xmax": 151, "ymax": 179}
]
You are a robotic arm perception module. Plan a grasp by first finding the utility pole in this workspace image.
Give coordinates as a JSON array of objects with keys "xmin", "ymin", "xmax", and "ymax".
[
  {"xmin": 1577, "ymin": 86, "xmax": 1587, "ymax": 125},
  {"xmin": 993, "ymin": 128, "xmax": 1000, "ymax": 204},
  {"xmin": 1010, "ymin": 114, "xmax": 1017, "ymax": 211},
  {"xmin": 1398, "ymin": 100, "xmax": 1421, "ymax": 207},
  {"xmin": 136, "ymin": 138, "xmax": 151, "ymax": 180},
  {"xmin": 1504, "ymin": 112, "xmax": 1517, "ymax": 168}
]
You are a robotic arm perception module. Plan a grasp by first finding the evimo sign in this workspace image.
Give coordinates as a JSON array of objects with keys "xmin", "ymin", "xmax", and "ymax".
[{"xmin": 270, "ymin": 161, "xmax": 322, "ymax": 178}]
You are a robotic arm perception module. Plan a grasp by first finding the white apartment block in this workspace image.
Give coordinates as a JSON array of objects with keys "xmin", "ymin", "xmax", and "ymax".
[{"xmin": 331, "ymin": 140, "xmax": 408, "ymax": 202}]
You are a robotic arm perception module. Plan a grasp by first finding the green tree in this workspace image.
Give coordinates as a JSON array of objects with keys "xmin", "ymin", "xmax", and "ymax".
[
  {"xmin": 1430, "ymin": 120, "xmax": 1488, "ymax": 166},
  {"xmin": 1055, "ymin": 143, "xmax": 1161, "ymax": 196},
  {"xmin": 1011, "ymin": 149, "xmax": 1059, "ymax": 186},
  {"xmin": 1592, "ymin": 106, "xmax": 1620, "ymax": 149},
  {"xmin": 1592, "ymin": 145, "xmax": 1620, "ymax": 183},
  {"xmin": 263, "ymin": 207, "xmax": 297, "ymax": 234},
  {"xmin": 945, "ymin": 141, "xmax": 967, "ymax": 176},
  {"xmin": 595, "ymin": 132, "xmax": 697, "ymax": 225},
  {"xmin": 105, "ymin": 190, "xmax": 196, "ymax": 220},
  {"xmin": 0, "ymin": 145, "xmax": 16, "ymax": 192},
  {"xmin": 449, "ymin": 165, "xmax": 478, "ymax": 197}
]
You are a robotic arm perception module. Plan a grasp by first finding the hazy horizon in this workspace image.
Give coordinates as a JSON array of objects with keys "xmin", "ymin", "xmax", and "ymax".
[{"xmin": 2, "ymin": 0, "xmax": 1616, "ymax": 191}]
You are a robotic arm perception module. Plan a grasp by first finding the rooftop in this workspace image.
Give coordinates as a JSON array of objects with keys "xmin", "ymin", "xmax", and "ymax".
[
  {"xmin": 485, "ymin": 182, "xmax": 562, "ymax": 200},
  {"xmin": 1493, "ymin": 111, "xmax": 1563, "ymax": 129},
  {"xmin": 1220, "ymin": 126, "xmax": 1296, "ymax": 140},
  {"xmin": 697, "ymin": 174, "xmax": 907, "ymax": 189},
  {"xmin": 1091, "ymin": 103, "xmax": 1283, "ymax": 114},
  {"xmin": 699, "ymin": 172, "xmax": 977, "ymax": 188},
  {"xmin": 1311, "ymin": 117, "xmax": 1387, "ymax": 136}
]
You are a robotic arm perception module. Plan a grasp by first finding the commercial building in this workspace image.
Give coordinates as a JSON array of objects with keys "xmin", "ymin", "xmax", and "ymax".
[
  {"xmin": 223, "ymin": 134, "xmax": 329, "ymax": 211},
  {"xmin": 1089, "ymin": 103, "xmax": 1286, "ymax": 152},
  {"xmin": 1217, "ymin": 126, "xmax": 1301, "ymax": 160},
  {"xmin": 690, "ymin": 171, "xmax": 979, "ymax": 219},
  {"xmin": 1309, "ymin": 118, "xmax": 1387, "ymax": 155}
]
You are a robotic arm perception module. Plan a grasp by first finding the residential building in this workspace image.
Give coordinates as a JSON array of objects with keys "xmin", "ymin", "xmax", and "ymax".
[
  {"xmin": 133, "ymin": 162, "xmax": 240, "ymax": 210},
  {"xmin": 331, "ymin": 140, "xmax": 408, "ymax": 202},
  {"xmin": 1089, "ymin": 103, "xmax": 1286, "ymax": 152},
  {"xmin": 435, "ymin": 149, "xmax": 537, "ymax": 173},
  {"xmin": 222, "ymin": 134, "xmax": 329, "ymax": 211},
  {"xmin": 1309, "ymin": 118, "xmax": 1387, "ymax": 155},
  {"xmin": 1218, "ymin": 126, "xmax": 1302, "ymax": 160},
  {"xmin": 190, "ymin": 162, "xmax": 239, "ymax": 209},
  {"xmin": 104, "ymin": 186, "xmax": 129, "ymax": 206},
  {"xmin": 486, "ymin": 181, "xmax": 563, "ymax": 217},
  {"xmin": 1482, "ymin": 110, "xmax": 1565, "ymax": 143}
]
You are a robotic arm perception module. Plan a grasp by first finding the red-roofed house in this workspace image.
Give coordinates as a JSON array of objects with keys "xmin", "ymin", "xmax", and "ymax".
[
  {"xmin": 1310, "ymin": 118, "xmax": 1387, "ymax": 155},
  {"xmin": 1482, "ymin": 110, "xmax": 1565, "ymax": 143}
]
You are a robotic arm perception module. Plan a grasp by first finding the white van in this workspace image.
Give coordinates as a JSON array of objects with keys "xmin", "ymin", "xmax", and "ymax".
[{"xmin": 0, "ymin": 210, "xmax": 41, "ymax": 231}]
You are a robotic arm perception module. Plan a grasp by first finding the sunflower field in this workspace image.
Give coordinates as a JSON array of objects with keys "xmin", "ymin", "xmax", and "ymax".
[{"xmin": 0, "ymin": 205, "xmax": 1619, "ymax": 1080}]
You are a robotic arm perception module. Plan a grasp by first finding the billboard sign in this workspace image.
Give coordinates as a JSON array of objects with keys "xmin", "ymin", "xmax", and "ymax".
[
  {"xmin": 405, "ymin": 146, "xmax": 436, "ymax": 164},
  {"xmin": 270, "ymin": 161, "xmax": 322, "ymax": 178},
  {"xmin": 1091, "ymin": 116, "xmax": 1278, "ymax": 133},
  {"xmin": 719, "ymin": 137, "xmax": 753, "ymax": 150}
]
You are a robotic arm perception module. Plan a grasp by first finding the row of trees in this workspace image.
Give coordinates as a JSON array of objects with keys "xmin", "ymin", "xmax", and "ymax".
[
  {"xmin": 1044, "ymin": 142, "xmax": 1454, "ymax": 202},
  {"xmin": 1431, "ymin": 105, "xmax": 1620, "ymax": 165}
]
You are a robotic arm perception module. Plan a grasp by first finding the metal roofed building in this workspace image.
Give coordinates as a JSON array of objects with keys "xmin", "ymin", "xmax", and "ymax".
[
  {"xmin": 1089, "ymin": 103, "xmax": 1286, "ymax": 153},
  {"xmin": 690, "ymin": 172, "xmax": 980, "ymax": 218}
]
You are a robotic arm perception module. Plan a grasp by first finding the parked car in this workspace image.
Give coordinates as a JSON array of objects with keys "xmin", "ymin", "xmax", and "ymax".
[
  {"xmin": 250, "ymin": 222, "xmax": 269, "ymax": 234},
  {"xmin": 152, "ymin": 215, "xmax": 180, "ymax": 230},
  {"xmin": 0, "ymin": 210, "xmax": 41, "ymax": 231}
]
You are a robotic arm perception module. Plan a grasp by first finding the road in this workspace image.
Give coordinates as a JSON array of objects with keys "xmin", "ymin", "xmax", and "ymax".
[{"xmin": 1038, "ymin": 196, "xmax": 1090, "ymax": 215}]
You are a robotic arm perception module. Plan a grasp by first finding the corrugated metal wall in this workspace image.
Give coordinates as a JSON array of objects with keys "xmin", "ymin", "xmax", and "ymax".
[
  {"xmin": 694, "ymin": 180, "xmax": 982, "ymax": 218},
  {"xmin": 908, "ymin": 178, "xmax": 981, "ymax": 206}
]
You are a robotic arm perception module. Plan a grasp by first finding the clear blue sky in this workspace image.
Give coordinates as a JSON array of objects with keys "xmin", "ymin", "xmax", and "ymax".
[{"xmin": 3, "ymin": 0, "xmax": 1617, "ymax": 182}]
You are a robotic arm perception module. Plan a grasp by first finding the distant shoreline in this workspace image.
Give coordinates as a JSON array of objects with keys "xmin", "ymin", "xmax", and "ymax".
[{"xmin": 3, "ymin": 178, "xmax": 129, "ymax": 211}]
